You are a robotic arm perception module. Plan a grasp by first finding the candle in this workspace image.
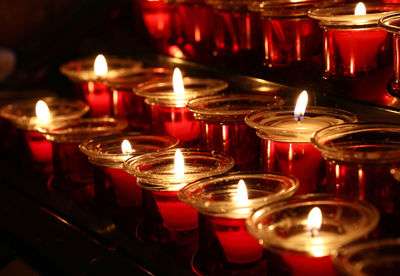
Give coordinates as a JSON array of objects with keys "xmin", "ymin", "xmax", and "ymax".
[
  {"xmin": 80, "ymin": 133, "xmax": 178, "ymax": 208},
  {"xmin": 178, "ymin": 172, "xmax": 298, "ymax": 275},
  {"xmin": 309, "ymin": 2, "xmax": 399, "ymax": 79},
  {"xmin": 123, "ymin": 148, "xmax": 234, "ymax": 243},
  {"xmin": 246, "ymin": 194, "xmax": 379, "ymax": 276},
  {"xmin": 246, "ymin": 91, "xmax": 357, "ymax": 194},
  {"xmin": 249, "ymin": 0, "xmax": 322, "ymax": 67},
  {"xmin": 134, "ymin": 68, "xmax": 228, "ymax": 146},
  {"xmin": 312, "ymin": 122, "xmax": 400, "ymax": 237},
  {"xmin": 188, "ymin": 93, "xmax": 284, "ymax": 170},
  {"xmin": 60, "ymin": 55, "xmax": 142, "ymax": 116}
]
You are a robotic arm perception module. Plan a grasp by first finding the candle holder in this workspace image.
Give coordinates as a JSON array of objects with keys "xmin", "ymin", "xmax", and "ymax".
[
  {"xmin": 135, "ymin": 77, "xmax": 228, "ymax": 146},
  {"xmin": 104, "ymin": 67, "xmax": 172, "ymax": 132},
  {"xmin": 123, "ymin": 149, "xmax": 234, "ymax": 243},
  {"xmin": 333, "ymin": 238, "xmax": 400, "ymax": 275},
  {"xmin": 39, "ymin": 117, "xmax": 127, "ymax": 203},
  {"xmin": 249, "ymin": 0, "xmax": 322, "ymax": 67},
  {"xmin": 311, "ymin": 122, "xmax": 400, "ymax": 236},
  {"xmin": 178, "ymin": 171, "xmax": 299, "ymax": 275},
  {"xmin": 80, "ymin": 133, "xmax": 178, "ymax": 207},
  {"xmin": 246, "ymin": 194, "xmax": 379, "ymax": 276},
  {"xmin": 188, "ymin": 93, "xmax": 284, "ymax": 170},
  {"xmin": 0, "ymin": 97, "xmax": 89, "ymax": 175},
  {"xmin": 245, "ymin": 106, "xmax": 356, "ymax": 195},
  {"xmin": 309, "ymin": 3, "xmax": 399, "ymax": 79},
  {"xmin": 60, "ymin": 56, "xmax": 142, "ymax": 116}
]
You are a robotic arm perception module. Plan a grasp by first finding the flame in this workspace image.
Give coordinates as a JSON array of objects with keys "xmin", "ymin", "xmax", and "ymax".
[
  {"xmin": 235, "ymin": 179, "xmax": 250, "ymax": 207},
  {"xmin": 35, "ymin": 100, "xmax": 51, "ymax": 122},
  {"xmin": 294, "ymin": 90, "xmax": 308, "ymax": 121},
  {"xmin": 174, "ymin": 149, "xmax": 185, "ymax": 175},
  {"xmin": 307, "ymin": 207, "xmax": 322, "ymax": 237},
  {"xmin": 121, "ymin": 139, "xmax": 133, "ymax": 154},
  {"xmin": 354, "ymin": 2, "xmax": 366, "ymax": 16},
  {"xmin": 173, "ymin": 68, "xmax": 185, "ymax": 95},
  {"xmin": 94, "ymin": 54, "xmax": 108, "ymax": 76}
]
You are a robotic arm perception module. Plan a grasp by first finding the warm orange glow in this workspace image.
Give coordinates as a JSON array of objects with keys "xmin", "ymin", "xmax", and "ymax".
[
  {"xmin": 354, "ymin": 2, "xmax": 366, "ymax": 16},
  {"xmin": 307, "ymin": 207, "xmax": 322, "ymax": 237},
  {"xmin": 94, "ymin": 54, "xmax": 108, "ymax": 76},
  {"xmin": 35, "ymin": 100, "xmax": 51, "ymax": 122},
  {"xmin": 235, "ymin": 179, "xmax": 249, "ymax": 207},
  {"xmin": 173, "ymin": 68, "xmax": 185, "ymax": 95},
  {"xmin": 121, "ymin": 139, "xmax": 133, "ymax": 154},
  {"xmin": 174, "ymin": 149, "xmax": 185, "ymax": 175},
  {"xmin": 294, "ymin": 90, "xmax": 308, "ymax": 121}
]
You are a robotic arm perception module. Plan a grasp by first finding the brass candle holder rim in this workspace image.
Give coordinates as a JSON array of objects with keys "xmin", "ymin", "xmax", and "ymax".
[
  {"xmin": 123, "ymin": 148, "xmax": 234, "ymax": 191},
  {"xmin": 0, "ymin": 97, "xmax": 89, "ymax": 130},
  {"xmin": 187, "ymin": 93, "xmax": 285, "ymax": 123},
  {"xmin": 60, "ymin": 56, "xmax": 143, "ymax": 82},
  {"xmin": 309, "ymin": 3, "xmax": 400, "ymax": 28},
  {"xmin": 379, "ymin": 12, "xmax": 400, "ymax": 34},
  {"xmin": 39, "ymin": 117, "xmax": 128, "ymax": 144},
  {"xmin": 249, "ymin": 0, "xmax": 320, "ymax": 18},
  {"xmin": 245, "ymin": 106, "xmax": 357, "ymax": 143},
  {"xmin": 333, "ymin": 238, "xmax": 400, "ymax": 276},
  {"xmin": 178, "ymin": 171, "xmax": 299, "ymax": 219},
  {"xmin": 79, "ymin": 133, "xmax": 179, "ymax": 168},
  {"xmin": 312, "ymin": 122, "xmax": 400, "ymax": 164},
  {"xmin": 246, "ymin": 193, "xmax": 380, "ymax": 257}
]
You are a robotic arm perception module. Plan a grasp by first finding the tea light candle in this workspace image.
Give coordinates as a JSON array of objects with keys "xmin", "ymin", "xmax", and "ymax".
[
  {"xmin": 123, "ymin": 148, "xmax": 234, "ymax": 242},
  {"xmin": 60, "ymin": 55, "xmax": 142, "ymax": 116},
  {"xmin": 246, "ymin": 194, "xmax": 379, "ymax": 276},
  {"xmin": 178, "ymin": 172, "xmax": 298, "ymax": 275},
  {"xmin": 245, "ymin": 91, "xmax": 356, "ymax": 194},
  {"xmin": 134, "ymin": 68, "xmax": 228, "ymax": 146},
  {"xmin": 309, "ymin": 2, "xmax": 400, "ymax": 79},
  {"xmin": 79, "ymin": 133, "xmax": 178, "ymax": 207}
]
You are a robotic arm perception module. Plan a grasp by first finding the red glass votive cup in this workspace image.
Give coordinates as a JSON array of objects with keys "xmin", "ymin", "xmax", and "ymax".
[
  {"xmin": 123, "ymin": 149, "xmax": 234, "ymax": 242},
  {"xmin": 60, "ymin": 56, "xmax": 142, "ymax": 116},
  {"xmin": 104, "ymin": 67, "xmax": 172, "ymax": 132},
  {"xmin": 39, "ymin": 118, "xmax": 127, "ymax": 202},
  {"xmin": 246, "ymin": 194, "xmax": 379, "ymax": 276},
  {"xmin": 79, "ymin": 133, "xmax": 178, "ymax": 207},
  {"xmin": 188, "ymin": 93, "xmax": 284, "ymax": 170},
  {"xmin": 245, "ymin": 106, "xmax": 356, "ymax": 195},
  {"xmin": 333, "ymin": 238, "xmax": 400, "ymax": 275},
  {"xmin": 135, "ymin": 77, "xmax": 228, "ymax": 147},
  {"xmin": 249, "ymin": 0, "xmax": 322, "ymax": 67},
  {"xmin": 309, "ymin": 3, "xmax": 399, "ymax": 79},
  {"xmin": 178, "ymin": 172, "xmax": 298, "ymax": 275},
  {"xmin": 0, "ymin": 97, "xmax": 89, "ymax": 174}
]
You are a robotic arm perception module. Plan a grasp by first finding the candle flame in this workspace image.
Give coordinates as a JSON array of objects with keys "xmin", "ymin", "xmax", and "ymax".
[
  {"xmin": 235, "ymin": 179, "xmax": 249, "ymax": 207},
  {"xmin": 173, "ymin": 68, "xmax": 185, "ymax": 95},
  {"xmin": 121, "ymin": 139, "xmax": 133, "ymax": 154},
  {"xmin": 354, "ymin": 2, "xmax": 366, "ymax": 16},
  {"xmin": 94, "ymin": 54, "xmax": 108, "ymax": 76},
  {"xmin": 35, "ymin": 100, "xmax": 51, "ymax": 122},
  {"xmin": 174, "ymin": 149, "xmax": 185, "ymax": 175},
  {"xmin": 307, "ymin": 207, "xmax": 322, "ymax": 238},
  {"xmin": 294, "ymin": 90, "xmax": 308, "ymax": 121}
]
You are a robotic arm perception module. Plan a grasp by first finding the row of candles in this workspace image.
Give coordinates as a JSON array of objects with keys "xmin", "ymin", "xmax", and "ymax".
[{"xmin": 1, "ymin": 53, "xmax": 400, "ymax": 275}]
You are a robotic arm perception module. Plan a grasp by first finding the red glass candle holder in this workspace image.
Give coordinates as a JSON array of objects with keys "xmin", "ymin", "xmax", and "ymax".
[
  {"xmin": 188, "ymin": 93, "xmax": 284, "ymax": 170},
  {"xmin": 333, "ymin": 238, "xmax": 400, "ymax": 275},
  {"xmin": 249, "ymin": 0, "xmax": 322, "ymax": 67},
  {"xmin": 178, "ymin": 172, "xmax": 298, "ymax": 275},
  {"xmin": 60, "ymin": 56, "xmax": 142, "ymax": 116},
  {"xmin": 0, "ymin": 97, "xmax": 89, "ymax": 175},
  {"xmin": 123, "ymin": 149, "xmax": 234, "ymax": 243},
  {"xmin": 135, "ymin": 77, "xmax": 228, "ymax": 146},
  {"xmin": 311, "ymin": 122, "xmax": 400, "ymax": 235},
  {"xmin": 246, "ymin": 194, "xmax": 379, "ymax": 276},
  {"xmin": 39, "ymin": 118, "xmax": 127, "ymax": 203},
  {"xmin": 79, "ymin": 133, "xmax": 178, "ymax": 207},
  {"xmin": 104, "ymin": 67, "xmax": 172, "ymax": 132},
  {"xmin": 309, "ymin": 3, "xmax": 399, "ymax": 79},
  {"xmin": 246, "ymin": 106, "xmax": 356, "ymax": 195}
]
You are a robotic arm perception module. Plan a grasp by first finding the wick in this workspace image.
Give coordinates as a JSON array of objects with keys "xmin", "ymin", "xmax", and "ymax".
[{"xmin": 310, "ymin": 227, "xmax": 319, "ymax": 238}]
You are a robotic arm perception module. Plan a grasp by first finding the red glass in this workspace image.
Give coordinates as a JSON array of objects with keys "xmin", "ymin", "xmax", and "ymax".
[
  {"xmin": 79, "ymin": 81, "xmax": 112, "ymax": 117},
  {"xmin": 151, "ymin": 105, "xmax": 200, "ymax": 146},
  {"xmin": 281, "ymin": 254, "xmax": 337, "ymax": 276},
  {"xmin": 107, "ymin": 167, "xmax": 142, "ymax": 206}
]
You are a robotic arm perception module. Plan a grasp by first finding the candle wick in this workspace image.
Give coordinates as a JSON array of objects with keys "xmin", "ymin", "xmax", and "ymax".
[{"xmin": 310, "ymin": 227, "xmax": 319, "ymax": 238}]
